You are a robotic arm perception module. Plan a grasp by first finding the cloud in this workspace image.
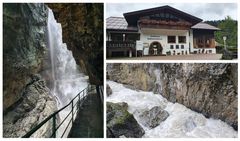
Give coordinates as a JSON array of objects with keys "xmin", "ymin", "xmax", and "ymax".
[{"xmin": 106, "ymin": 3, "xmax": 237, "ymax": 21}]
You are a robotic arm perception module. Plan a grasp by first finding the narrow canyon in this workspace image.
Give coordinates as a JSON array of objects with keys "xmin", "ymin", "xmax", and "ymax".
[{"xmin": 106, "ymin": 63, "xmax": 238, "ymax": 138}]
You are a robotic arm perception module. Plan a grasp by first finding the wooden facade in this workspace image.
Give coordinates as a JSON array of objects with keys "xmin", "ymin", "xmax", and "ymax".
[
  {"xmin": 193, "ymin": 29, "xmax": 216, "ymax": 48},
  {"xmin": 139, "ymin": 19, "xmax": 192, "ymax": 30},
  {"xmin": 106, "ymin": 33, "xmax": 140, "ymax": 57}
]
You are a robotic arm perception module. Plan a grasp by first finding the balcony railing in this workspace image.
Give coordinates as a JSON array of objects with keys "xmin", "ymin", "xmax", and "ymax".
[{"xmin": 107, "ymin": 41, "xmax": 136, "ymax": 48}]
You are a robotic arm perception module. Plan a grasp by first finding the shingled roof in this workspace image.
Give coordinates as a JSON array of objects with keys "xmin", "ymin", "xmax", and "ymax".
[
  {"xmin": 106, "ymin": 17, "xmax": 138, "ymax": 31},
  {"xmin": 191, "ymin": 22, "xmax": 220, "ymax": 30}
]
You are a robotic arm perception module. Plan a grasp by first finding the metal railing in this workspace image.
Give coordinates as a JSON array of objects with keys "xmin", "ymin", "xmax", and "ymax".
[
  {"xmin": 99, "ymin": 86, "xmax": 103, "ymax": 104},
  {"xmin": 22, "ymin": 85, "xmax": 94, "ymax": 138}
]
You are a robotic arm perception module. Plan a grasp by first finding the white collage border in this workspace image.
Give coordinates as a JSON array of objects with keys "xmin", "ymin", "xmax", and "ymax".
[{"xmin": 0, "ymin": 0, "xmax": 239, "ymax": 140}]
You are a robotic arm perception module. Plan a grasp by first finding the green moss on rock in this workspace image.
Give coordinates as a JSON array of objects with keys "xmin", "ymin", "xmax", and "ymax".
[{"xmin": 107, "ymin": 102, "xmax": 145, "ymax": 138}]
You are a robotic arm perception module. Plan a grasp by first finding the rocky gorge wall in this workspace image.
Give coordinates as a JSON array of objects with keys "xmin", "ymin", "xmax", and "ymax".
[
  {"xmin": 107, "ymin": 63, "xmax": 238, "ymax": 130},
  {"xmin": 3, "ymin": 3, "xmax": 58, "ymax": 137},
  {"xmin": 3, "ymin": 3, "xmax": 49, "ymax": 112}
]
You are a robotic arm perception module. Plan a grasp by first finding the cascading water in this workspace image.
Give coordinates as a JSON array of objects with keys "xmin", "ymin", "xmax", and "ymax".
[
  {"xmin": 107, "ymin": 81, "xmax": 237, "ymax": 138},
  {"xmin": 47, "ymin": 9, "xmax": 88, "ymax": 137}
]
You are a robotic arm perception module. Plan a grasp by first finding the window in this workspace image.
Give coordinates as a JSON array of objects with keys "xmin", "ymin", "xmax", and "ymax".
[
  {"xmin": 111, "ymin": 33, "xmax": 123, "ymax": 41},
  {"xmin": 168, "ymin": 36, "xmax": 176, "ymax": 43},
  {"xmin": 181, "ymin": 45, "xmax": 184, "ymax": 49},
  {"xmin": 178, "ymin": 36, "xmax": 186, "ymax": 43},
  {"xmin": 176, "ymin": 45, "xmax": 179, "ymax": 49},
  {"xmin": 170, "ymin": 45, "xmax": 174, "ymax": 49}
]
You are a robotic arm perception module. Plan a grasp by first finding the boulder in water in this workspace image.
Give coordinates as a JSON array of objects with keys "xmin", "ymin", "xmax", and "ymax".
[
  {"xmin": 107, "ymin": 102, "xmax": 145, "ymax": 138},
  {"xmin": 139, "ymin": 106, "xmax": 169, "ymax": 128}
]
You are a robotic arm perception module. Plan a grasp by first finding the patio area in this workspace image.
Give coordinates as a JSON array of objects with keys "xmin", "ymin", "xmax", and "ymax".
[{"xmin": 108, "ymin": 54, "xmax": 223, "ymax": 60}]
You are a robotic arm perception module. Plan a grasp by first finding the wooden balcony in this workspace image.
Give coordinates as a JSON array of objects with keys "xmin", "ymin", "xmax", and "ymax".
[
  {"xmin": 107, "ymin": 41, "xmax": 136, "ymax": 48},
  {"xmin": 139, "ymin": 19, "xmax": 192, "ymax": 30}
]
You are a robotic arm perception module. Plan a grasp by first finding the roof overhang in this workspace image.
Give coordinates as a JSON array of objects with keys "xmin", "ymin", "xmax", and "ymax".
[
  {"xmin": 124, "ymin": 5, "xmax": 202, "ymax": 26},
  {"xmin": 191, "ymin": 22, "xmax": 220, "ymax": 31}
]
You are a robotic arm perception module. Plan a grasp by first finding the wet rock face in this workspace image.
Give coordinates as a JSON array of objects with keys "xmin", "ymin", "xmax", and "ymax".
[
  {"xmin": 107, "ymin": 102, "xmax": 145, "ymax": 138},
  {"xmin": 107, "ymin": 64, "xmax": 156, "ymax": 91},
  {"xmin": 47, "ymin": 4, "xmax": 103, "ymax": 85},
  {"xmin": 107, "ymin": 84, "xmax": 112, "ymax": 97},
  {"xmin": 139, "ymin": 106, "xmax": 169, "ymax": 128},
  {"xmin": 3, "ymin": 3, "xmax": 48, "ymax": 111},
  {"xmin": 107, "ymin": 63, "xmax": 238, "ymax": 130},
  {"xmin": 160, "ymin": 63, "xmax": 238, "ymax": 130},
  {"xmin": 3, "ymin": 75, "xmax": 58, "ymax": 137}
]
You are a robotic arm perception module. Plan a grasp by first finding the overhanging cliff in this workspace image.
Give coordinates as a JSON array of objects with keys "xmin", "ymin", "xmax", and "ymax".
[{"xmin": 47, "ymin": 3, "xmax": 103, "ymax": 85}]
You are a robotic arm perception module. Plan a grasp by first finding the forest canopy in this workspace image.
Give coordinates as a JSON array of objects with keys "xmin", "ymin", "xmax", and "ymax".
[{"xmin": 205, "ymin": 16, "xmax": 237, "ymax": 48}]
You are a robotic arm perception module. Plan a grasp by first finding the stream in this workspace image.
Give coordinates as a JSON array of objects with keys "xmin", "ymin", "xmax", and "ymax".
[{"xmin": 107, "ymin": 81, "xmax": 237, "ymax": 138}]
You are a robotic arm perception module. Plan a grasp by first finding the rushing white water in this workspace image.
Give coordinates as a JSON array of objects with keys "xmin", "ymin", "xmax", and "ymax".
[
  {"xmin": 47, "ymin": 9, "xmax": 88, "ymax": 137},
  {"xmin": 107, "ymin": 81, "xmax": 237, "ymax": 138}
]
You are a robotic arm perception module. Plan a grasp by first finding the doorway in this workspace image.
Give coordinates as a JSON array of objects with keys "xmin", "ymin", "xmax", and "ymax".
[{"xmin": 149, "ymin": 41, "xmax": 163, "ymax": 55}]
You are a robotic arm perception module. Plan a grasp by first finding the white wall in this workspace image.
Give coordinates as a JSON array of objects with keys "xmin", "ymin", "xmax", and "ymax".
[{"xmin": 139, "ymin": 28, "xmax": 190, "ymax": 55}]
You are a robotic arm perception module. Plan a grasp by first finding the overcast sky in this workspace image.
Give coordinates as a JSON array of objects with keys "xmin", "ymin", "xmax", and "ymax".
[{"xmin": 106, "ymin": 3, "xmax": 237, "ymax": 21}]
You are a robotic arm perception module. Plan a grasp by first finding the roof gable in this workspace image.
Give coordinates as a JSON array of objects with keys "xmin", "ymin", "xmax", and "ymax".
[
  {"xmin": 191, "ymin": 22, "xmax": 220, "ymax": 30},
  {"xmin": 106, "ymin": 17, "xmax": 138, "ymax": 31},
  {"xmin": 123, "ymin": 5, "xmax": 202, "ymax": 26}
]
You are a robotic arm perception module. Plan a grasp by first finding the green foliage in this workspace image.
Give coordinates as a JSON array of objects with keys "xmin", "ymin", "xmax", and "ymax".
[{"xmin": 206, "ymin": 16, "xmax": 237, "ymax": 48}]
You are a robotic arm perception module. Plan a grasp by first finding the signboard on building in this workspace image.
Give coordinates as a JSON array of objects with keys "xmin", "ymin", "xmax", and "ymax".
[
  {"xmin": 147, "ymin": 35, "xmax": 163, "ymax": 40},
  {"xmin": 136, "ymin": 41, "xmax": 143, "ymax": 51}
]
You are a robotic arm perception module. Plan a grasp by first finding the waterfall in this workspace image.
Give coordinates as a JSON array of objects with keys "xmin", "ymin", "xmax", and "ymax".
[
  {"xmin": 47, "ymin": 9, "xmax": 88, "ymax": 137},
  {"xmin": 153, "ymin": 68, "xmax": 162, "ymax": 94}
]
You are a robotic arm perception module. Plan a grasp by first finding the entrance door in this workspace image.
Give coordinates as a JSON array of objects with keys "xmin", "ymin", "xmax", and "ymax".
[{"xmin": 149, "ymin": 41, "xmax": 163, "ymax": 56}]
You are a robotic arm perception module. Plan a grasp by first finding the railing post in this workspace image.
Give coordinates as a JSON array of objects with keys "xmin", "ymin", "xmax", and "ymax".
[
  {"xmin": 52, "ymin": 115, "xmax": 56, "ymax": 138},
  {"xmin": 78, "ymin": 93, "xmax": 80, "ymax": 108},
  {"xmin": 71, "ymin": 100, "xmax": 74, "ymax": 125},
  {"xmin": 83, "ymin": 89, "xmax": 85, "ymax": 99}
]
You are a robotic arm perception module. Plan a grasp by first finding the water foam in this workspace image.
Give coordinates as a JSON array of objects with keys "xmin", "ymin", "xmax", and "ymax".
[
  {"xmin": 47, "ymin": 9, "xmax": 88, "ymax": 137},
  {"xmin": 107, "ymin": 81, "xmax": 237, "ymax": 138}
]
